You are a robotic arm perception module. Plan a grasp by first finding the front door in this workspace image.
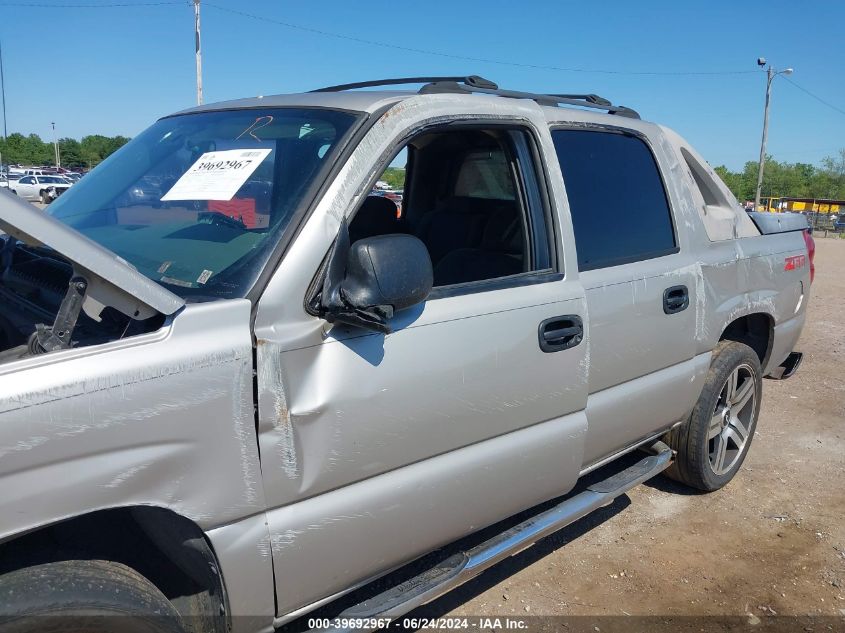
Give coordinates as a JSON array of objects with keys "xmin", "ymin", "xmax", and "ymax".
[{"xmin": 254, "ymin": 100, "xmax": 590, "ymax": 616}]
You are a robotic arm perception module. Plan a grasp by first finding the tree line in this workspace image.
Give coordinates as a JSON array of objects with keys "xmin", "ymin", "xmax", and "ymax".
[
  {"xmin": 381, "ymin": 167, "xmax": 405, "ymax": 189},
  {"xmin": 0, "ymin": 133, "xmax": 130, "ymax": 170},
  {"xmin": 714, "ymin": 149, "xmax": 845, "ymax": 202},
  {"xmin": 2, "ymin": 131, "xmax": 843, "ymax": 202},
  {"xmin": 382, "ymin": 153, "xmax": 845, "ymax": 202}
]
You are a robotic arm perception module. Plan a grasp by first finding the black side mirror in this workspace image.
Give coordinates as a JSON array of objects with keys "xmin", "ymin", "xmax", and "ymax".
[{"xmin": 318, "ymin": 220, "xmax": 433, "ymax": 333}]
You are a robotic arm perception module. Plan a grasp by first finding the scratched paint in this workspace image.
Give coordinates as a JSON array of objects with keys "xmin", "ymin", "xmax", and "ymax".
[
  {"xmin": 0, "ymin": 349, "xmax": 247, "ymax": 414},
  {"xmin": 232, "ymin": 356, "xmax": 261, "ymax": 505},
  {"xmin": 256, "ymin": 340, "xmax": 298, "ymax": 479}
]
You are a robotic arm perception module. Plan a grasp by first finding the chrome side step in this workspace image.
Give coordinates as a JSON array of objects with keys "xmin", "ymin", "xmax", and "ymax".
[{"xmin": 306, "ymin": 444, "xmax": 674, "ymax": 633}]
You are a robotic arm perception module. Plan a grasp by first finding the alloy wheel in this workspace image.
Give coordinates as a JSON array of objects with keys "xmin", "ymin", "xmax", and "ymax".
[{"xmin": 708, "ymin": 363, "xmax": 757, "ymax": 475}]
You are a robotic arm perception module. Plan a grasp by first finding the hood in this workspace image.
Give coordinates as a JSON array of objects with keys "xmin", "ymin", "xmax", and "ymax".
[{"xmin": 0, "ymin": 188, "xmax": 185, "ymax": 319}]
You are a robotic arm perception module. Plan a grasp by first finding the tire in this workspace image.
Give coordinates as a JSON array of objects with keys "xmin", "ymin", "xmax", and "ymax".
[
  {"xmin": 664, "ymin": 340, "xmax": 762, "ymax": 491},
  {"xmin": 0, "ymin": 560, "xmax": 186, "ymax": 633},
  {"xmin": 40, "ymin": 190, "xmax": 51, "ymax": 205}
]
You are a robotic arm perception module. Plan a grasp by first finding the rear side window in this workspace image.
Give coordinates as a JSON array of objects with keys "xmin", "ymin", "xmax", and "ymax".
[{"xmin": 551, "ymin": 130, "xmax": 677, "ymax": 271}]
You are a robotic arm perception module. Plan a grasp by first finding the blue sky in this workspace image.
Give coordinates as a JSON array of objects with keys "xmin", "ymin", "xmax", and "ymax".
[{"xmin": 1, "ymin": 0, "xmax": 843, "ymax": 170}]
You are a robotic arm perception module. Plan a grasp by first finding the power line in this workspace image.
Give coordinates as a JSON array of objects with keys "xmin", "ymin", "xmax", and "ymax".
[
  {"xmin": 12, "ymin": 0, "xmax": 841, "ymax": 96},
  {"xmin": 0, "ymin": 2, "xmax": 181, "ymax": 7},
  {"xmin": 782, "ymin": 76, "xmax": 845, "ymax": 117},
  {"xmin": 201, "ymin": 3, "xmax": 758, "ymax": 77}
]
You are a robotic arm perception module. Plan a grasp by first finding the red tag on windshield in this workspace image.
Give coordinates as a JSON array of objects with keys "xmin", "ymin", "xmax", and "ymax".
[{"xmin": 208, "ymin": 198, "xmax": 257, "ymax": 228}]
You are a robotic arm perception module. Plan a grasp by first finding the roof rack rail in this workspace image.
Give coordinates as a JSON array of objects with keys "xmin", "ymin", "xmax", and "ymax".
[
  {"xmin": 311, "ymin": 75, "xmax": 498, "ymax": 93},
  {"xmin": 310, "ymin": 75, "xmax": 639, "ymax": 119},
  {"xmin": 420, "ymin": 81, "xmax": 640, "ymax": 119}
]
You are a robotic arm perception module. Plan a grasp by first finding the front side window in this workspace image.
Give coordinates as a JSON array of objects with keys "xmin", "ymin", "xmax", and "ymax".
[
  {"xmin": 48, "ymin": 108, "xmax": 358, "ymax": 300},
  {"xmin": 552, "ymin": 129, "xmax": 677, "ymax": 271},
  {"xmin": 349, "ymin": 127, "xmax": 550, "ymax": 290}
]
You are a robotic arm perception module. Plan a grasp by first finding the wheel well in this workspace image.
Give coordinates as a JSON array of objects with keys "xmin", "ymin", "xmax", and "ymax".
[
  {"xmin": 719, "ymin": 313, "xmax": 773, "ymax": 368},
  {"xmin": 0, "ymin": 507, "xmax": 228, "ymax": 633}
]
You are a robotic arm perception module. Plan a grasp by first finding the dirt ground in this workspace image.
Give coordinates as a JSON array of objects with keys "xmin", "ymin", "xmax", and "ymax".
[{"xmin": 424, "ymin": 237, "xmax": 845, "ymax": 623}]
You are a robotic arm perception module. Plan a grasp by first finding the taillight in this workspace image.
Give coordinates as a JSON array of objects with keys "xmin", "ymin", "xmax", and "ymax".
[{"xmin": 802, "ymin": 229, "xmax": 815, "ymax": 284}]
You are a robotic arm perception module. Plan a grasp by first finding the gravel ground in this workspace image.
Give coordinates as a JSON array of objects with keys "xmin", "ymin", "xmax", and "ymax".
[{"xmin": 420, "ymin": 237, "xmax": 845, "ymax": 624}]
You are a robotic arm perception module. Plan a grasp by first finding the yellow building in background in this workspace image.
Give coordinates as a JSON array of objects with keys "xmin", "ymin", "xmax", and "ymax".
[{"xmin": 756, "ymin": 197, "xmax": 843, "ymax": 213}]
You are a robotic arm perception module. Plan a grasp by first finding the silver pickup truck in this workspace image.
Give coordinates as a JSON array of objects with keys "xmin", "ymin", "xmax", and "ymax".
[{"xmin": 0, "ymin": 76, "xmax": 813, "ymax": 633}]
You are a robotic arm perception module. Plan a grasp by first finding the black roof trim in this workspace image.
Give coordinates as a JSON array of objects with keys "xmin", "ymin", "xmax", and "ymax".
[
  {"xmin": 311, "ymin": 75, "xmax": 498, "ymax": 93},
  {"xmin": 419, "ymin": 83, "xmax": 639, "ymax": 119},
  {"xmin": 311, "ymin": 75, "xmax": 639, "ymax": 119}
]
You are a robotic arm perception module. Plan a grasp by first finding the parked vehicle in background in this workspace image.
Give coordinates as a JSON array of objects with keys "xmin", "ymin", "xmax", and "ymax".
[
  {"xmin": 121, "ymin": 176, "xmax": 164, "ymax": 206},
  {"xmin": 0, "ymin": 75, "xmax": 813, "ymax": 633},
  {"xmin": 9, "ymin": 174, "xmax": 73, "ymax": 203},
  {"xmin": 834, "ymin": 217, "xmax": 845, "ymax": 233}
]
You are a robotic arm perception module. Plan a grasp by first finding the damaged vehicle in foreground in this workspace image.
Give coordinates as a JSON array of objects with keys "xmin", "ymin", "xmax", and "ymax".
[{"xmin": 0, "ymin": 76, "xmax": 813, "ymax": 633}]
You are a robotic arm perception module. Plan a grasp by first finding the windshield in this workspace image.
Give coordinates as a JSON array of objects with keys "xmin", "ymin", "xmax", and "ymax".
[
  {"xmin": 48, "ymin": 107, "xmax": 358, "ymax": 300},
  {"xmin": 40, "ymin": 176, "xmax": 67, "ymax": 184}
]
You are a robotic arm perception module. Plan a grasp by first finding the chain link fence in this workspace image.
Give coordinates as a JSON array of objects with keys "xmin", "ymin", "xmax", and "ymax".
[{"xmin": 802, "ymin": 212, "xmax": 845, "ymax": 238}]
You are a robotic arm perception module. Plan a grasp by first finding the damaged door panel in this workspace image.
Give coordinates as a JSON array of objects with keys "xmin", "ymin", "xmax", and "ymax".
[{"xmin": 253, "ymin": 96, "xmax": 591, "ymax": 616}]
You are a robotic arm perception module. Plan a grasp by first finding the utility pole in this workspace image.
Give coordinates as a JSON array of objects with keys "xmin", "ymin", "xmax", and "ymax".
[
  {"xmin": 0, "ymin": 40, "xmax": 8, "ymax": 139},
  {"xmin": 194, "ymin": 0, "xmax": 203, "ymax": 105},
  {"xmin": 51, "ymin": 122, "xmax": 60, "ymax": 169},
  {"xmin": 754, "ymin": 58, "xmax": 792, "ymax": 212}
]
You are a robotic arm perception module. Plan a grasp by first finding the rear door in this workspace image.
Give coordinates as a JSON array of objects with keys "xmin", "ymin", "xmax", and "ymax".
[
  {"xmin": 253, "ymin": 97, "xmax": 590, "ymax": 616},
  {"xmin": 550, "ymin": 127, "xmax": 702, "ymax": 467}
]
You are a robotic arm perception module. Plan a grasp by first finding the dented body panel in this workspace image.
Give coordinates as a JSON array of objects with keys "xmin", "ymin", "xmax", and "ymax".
[
  {"xmin": 0, "ymin": 300, "xmax": 264, "ymax": 534},
  {"xmin": 0, "ymin": 87, "xmax": 810, "ymax": 631},
  {"xmin": 253, "ymin": 96, "xmax": 591, "ymax": 615},
  {"xmin": 0, "ymin": 299, "xmax": 277, "ymax": 625}
]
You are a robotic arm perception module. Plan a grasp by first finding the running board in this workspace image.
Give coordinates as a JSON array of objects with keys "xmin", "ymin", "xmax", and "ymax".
[{"xmin": 306, "ymin": 443, "xmax": 674, "ymax": 633}]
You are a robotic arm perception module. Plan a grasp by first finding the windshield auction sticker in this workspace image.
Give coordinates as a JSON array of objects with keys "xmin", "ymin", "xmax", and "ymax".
[{"xmin": 161, "ymin": 149, "xmax": 272, "ymax": 201}]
